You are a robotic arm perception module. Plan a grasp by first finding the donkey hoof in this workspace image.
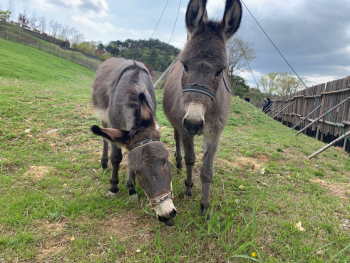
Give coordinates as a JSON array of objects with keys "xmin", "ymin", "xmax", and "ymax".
[
  {"xmin": 165, "ymin": 218, "xmax": 175, "ymax": 226},
  {"xmin": 107, "ymin": 191, "xmax": 118, "ymax": 199},
  {"xmin": 184, "ymin": 190, "xmax": 192, "ymax": 198},
  {"xmin": 101, "ymin": 163, "xmax": 108, "ymax": 169},
  {"xmin": 129, "ymin": 194, "xmax": 139, "ymax": 203},
  {"xmin": 205, "ymin": 213, "xmax": 211, "ymax": 223}
]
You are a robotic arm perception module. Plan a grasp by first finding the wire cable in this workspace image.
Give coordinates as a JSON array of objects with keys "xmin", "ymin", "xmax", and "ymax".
[
  {"xmin": 150, "ymin": 0, "xmax": 170, "ymax": 40},
  {"xmin": 235, "ymin": 34, "xmax": 260, "ymax": 89},
  {"xmin": 241, "ymin": 0, "xmax": 350, "ymax": 143},
  {"xmin": 157, "ymin": 0, "xmax": 181, "ymax": 72}
]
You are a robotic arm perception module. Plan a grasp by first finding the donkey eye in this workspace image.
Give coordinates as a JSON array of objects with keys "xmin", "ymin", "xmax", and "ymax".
[
  {"xmin": 215, "ymin": 69, "xmax": 223, "ymax": 77},
  {"xmin": 183, "ymin": 64, "xmax": 189, "ymax": 73},
  {"xmin": 163, "ymin": 160, "xmax": 167, "ymax": 168}
]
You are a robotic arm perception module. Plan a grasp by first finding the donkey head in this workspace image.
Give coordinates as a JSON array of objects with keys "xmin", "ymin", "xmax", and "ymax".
[
  {"xmin": 91, "ymin": 93, "xmax": 176, "ymax": 226},
  {"xmin": 181, "ymin": 0, "xmax": 242, "ymax": 135}
]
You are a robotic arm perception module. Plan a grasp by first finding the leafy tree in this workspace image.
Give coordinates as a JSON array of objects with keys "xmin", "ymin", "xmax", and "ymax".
[
  {"xmin": 227, "ymin": 35, "xmax": 257, "ymax": 75},
  {"xmin": 0, "ymin": 10, "xmax": 11, "ymax": 21},
  {"xmin": 105, "ymin": 43, "xmax": 120, "ymax": 56},
  {"xmin": 227, "ymin": 74, "xmax": 249, "ymax": 97},
  {"xmin": 259, "ymin": 72, "xmax": 279, "ymax": 96},
  {"xmin": 275, "ymin": 72, "xmax": 307, "ymax": 96}
]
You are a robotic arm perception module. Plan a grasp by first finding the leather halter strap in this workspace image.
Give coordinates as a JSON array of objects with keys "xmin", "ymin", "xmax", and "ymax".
[
  {"xmin": 183, "ymin": 87, "xmax": 215, "ymax": 101},
  {"xmin": 128, "ymin": 139, "xmax": 160, "ymax": 152},
  {"xmin": 182, "ymin": 75, "xmax": 231, "ymax": 101},
  {"xmin": 149, "ymin": 191, "xmax": 173, "ymax": 207}
]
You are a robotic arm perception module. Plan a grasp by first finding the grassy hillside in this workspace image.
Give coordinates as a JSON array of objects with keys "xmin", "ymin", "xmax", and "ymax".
[{"xmin": 1, "ymin": 38, "xmax": 350, "ymax": 262}]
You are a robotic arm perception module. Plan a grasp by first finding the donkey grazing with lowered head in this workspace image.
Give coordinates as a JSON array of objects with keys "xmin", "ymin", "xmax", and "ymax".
[
  {"xmin": 162, "ymin": 0, "xmax": 242, "ymax": 221},
  {"xmin": 91, "ymin": 58, "xmax": 176, "ymax": 226}
]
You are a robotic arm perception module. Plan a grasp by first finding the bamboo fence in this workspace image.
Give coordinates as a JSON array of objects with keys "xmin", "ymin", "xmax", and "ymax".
[{"xmin": 269, "ymin": 76, "xmax": 350, "ymax": 154}]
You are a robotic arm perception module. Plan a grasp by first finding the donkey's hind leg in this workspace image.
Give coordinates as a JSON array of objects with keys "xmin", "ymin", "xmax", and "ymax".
[
  {"xmin": 101, "ymin": 121, "xmax": 109, "ymax": 169},
  {"xmin": 182, "ymin": 134, "xmax": 195, "ymax": 196},
  {"xmin": 174, "ymin": 129, "xmax": 183, "ymax": 170},
  {"xmin": 127, "ymin": 171, "xmax": 139, "ymax": 203},
  {"xmin": 109, "ymin": 144, "xmax": 123, "ymax": 197}
]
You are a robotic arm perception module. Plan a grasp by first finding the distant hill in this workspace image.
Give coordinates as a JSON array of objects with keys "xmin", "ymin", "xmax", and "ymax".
[{"xmin": 106, "ymin": 39, "xmax": 181, "ymax": 72}]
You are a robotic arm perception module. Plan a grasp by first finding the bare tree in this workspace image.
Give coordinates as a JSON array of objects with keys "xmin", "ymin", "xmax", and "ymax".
[
  {"xmin": 227, "ymin": 35, "xmax": 257, "ymax": 75},
  {"xmin": 6, "ymin": 0, "xmax": 15, "ymax": 21},
  {"xmin": 38, "ymin": 14, "xmax": 46, "ymax": 33},
  {"xmin": 71, "ymin": 28, "xmax": 84, "ymax": 48},
  {"xmin": 51, "ymin": 20, "xmax": 61, "ymax": 39},
  {"xmin": 48, "ymin": 17, "xmax": 54, "ymax": 35},
  {"xmin": 30, "ymin": 9, "xmax": 38, "ymax": 29}
]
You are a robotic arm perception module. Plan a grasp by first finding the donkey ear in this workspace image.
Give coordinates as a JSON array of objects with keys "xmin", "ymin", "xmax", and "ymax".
[
  {"xmin": 139, "ymin": 93, "xmax": 156, "ymax": 129},
  {"xmin": 185, "ymin": 0, "xmax": 207, "ymax": 37},
  {"xmin": 220, "ymin": 0, "xmax": 242, "ymax": 41},
  {"xmin": 90, "ymin": 125, "xmax": 130, "ymax": 148}
]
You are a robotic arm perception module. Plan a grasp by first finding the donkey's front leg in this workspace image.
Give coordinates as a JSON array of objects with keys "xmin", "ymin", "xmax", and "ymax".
[
  {"xmin": 182, "ymin": 134, "xmax": 195, "ymax": 196},
  {"xmin": 109, "ymin": 144, "xmax": 123, "ymax": 198},
  {"xmin": 127, "ymin": 171, "xmax": 139, "ymax": 203},
  {"xmin": 200, "ymin": 132, "xmax": 221, "ymax": 221},
  {"xmin": 174, "ymin": 129, "xmax": 183, "ymax": 170}
]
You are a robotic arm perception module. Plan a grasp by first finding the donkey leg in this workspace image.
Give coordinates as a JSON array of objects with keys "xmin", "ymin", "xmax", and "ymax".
[
  {"xmin": 200, "ymin": 132, "xmax": 221, "ymax": 221},
  {"xmin": 174, "ymin": 129, "xmax": 183, "ymax": 170},
  {"xmin": 109, "ymin": 144, "xmax": 123, "ymax": 197},
  {"xmin": 127, "ymin": 171, "xmax": 138, "ymax": 203},
  {"xmin": 101, "ymin": 121, "xmax": 109, "ymax": 169},
  {"xmin": 182, "ymin": 134, "xmax": 195, "ymax": 196}
]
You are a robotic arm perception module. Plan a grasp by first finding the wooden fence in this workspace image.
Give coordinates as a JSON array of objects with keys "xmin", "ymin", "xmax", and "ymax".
[{"xmin": 268, "ymin": 76, "xmax": 350, "ymax": 154}]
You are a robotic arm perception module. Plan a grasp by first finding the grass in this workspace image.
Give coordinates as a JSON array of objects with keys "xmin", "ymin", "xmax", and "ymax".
[{"xmin": 1, "ymin": 38, "xmax": 350, "ymax": 262}]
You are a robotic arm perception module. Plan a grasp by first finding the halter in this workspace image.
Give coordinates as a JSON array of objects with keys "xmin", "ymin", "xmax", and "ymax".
[
  {"xmin": 182, "ymin": 75, "xmax": 231, "ymax": 101},
  {"xmin": 128, "ymin": 139, "xmax": 174, "ymax": 207},
  {"xmin": 128, "ymin": 139, "xmax": 161, "ymax": 152},
  {"xmin": 149, "ymin": 191, "xmax": 173, "ymax": 207}
]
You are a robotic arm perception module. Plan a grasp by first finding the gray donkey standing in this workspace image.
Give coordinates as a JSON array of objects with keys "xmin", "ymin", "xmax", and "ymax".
[
  {"xmin": 91, "ymin": 58, "xmax": 176, "ymax": 226},
  {"xmin": 162, "ymin": 0, "xmax": 242, "ymax": 221}
]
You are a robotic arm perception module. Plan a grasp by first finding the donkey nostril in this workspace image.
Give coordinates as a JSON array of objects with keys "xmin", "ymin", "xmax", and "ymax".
[
  {"xmin": 183, "ymin": 118, "xmax": 189, "ymax": 129},
  {"xmin": 199, "ymin": 121, "xmax": 204, "ymax": 129},
  {"xmin": 170, "ymin": 209, "xmax": 177, "ymax": 218}
]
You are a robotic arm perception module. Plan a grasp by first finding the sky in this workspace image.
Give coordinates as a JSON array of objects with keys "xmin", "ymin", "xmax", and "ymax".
[{"xmin": 2, "ymin": 0, "xmax": 350, "ymax": 88}]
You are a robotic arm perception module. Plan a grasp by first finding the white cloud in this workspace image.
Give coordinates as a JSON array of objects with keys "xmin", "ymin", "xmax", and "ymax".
[
  {"xmin": 170, "ymin": 34, "xmax": 187, "ymax": 49},
  {"xmin": 72, "ymin": 16, "xmax": 123, "ymax": 33}
]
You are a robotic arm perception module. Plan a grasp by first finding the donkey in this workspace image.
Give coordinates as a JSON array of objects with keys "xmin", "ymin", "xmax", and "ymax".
[
  {"xmin": 162, "ymin": 0, "xmax": 242, "ymax": 221},
  {"xmin": 91, "ymin": 58, "xmax": 176, "ymax": 226}
]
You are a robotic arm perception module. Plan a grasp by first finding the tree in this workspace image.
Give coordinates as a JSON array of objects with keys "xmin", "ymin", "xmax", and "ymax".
[
  {"xmin": 30, "ymin": 9, "xmax": 38, "ymax": 29},
  {"xmin": 105, "ymin": 43, "xmax": 120, "ymax": 57},
  {"xmin": 38, "ymin": 15, "xmax": 47, "ymax": 33},
  {"xmin": 0, "ymin": 10, "xmax": 11, "ymax": 21},
  {"xmin": 275, "ymin": 72, "xmax": 308, "ymax": 96},
  {"xmin": 71, "ymin": 28, "xmax": 84, "ymax": 48},
  {"xmin": 6, "ymin": 0, "xmax": 15, "ymax": 21},
  {"xmin": 51, "ymin": 20, "xmax": 61, "ymax": 39},
  {"xmin": 259, "ymin": 72, "xmax": 279, "ymax": 96},
  {"xmin": 227, "ymin": 74, "xmax": 249, "ymax": 97},
  {"xmin": 227, "ymin": 35, "xmax": 257, "ymax": 75}
]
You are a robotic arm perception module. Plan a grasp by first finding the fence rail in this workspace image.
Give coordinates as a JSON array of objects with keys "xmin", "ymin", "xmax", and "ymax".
[
  {"xmin": 269, "ymin": 76, "xmax": 350, "ymax": 154},
  {"xmin": 0, "ymin": 29, "xmax": 101, "ymax": 72}
]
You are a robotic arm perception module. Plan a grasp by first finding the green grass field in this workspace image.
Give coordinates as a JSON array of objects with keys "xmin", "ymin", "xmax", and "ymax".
[{"xmin": 1, "ymin": 38, "xmax": 350, "ymax": 262}]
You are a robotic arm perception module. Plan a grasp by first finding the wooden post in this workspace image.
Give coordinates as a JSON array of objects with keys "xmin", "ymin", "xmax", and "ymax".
[
  {"xmin": 308, "ymin": 130, "xmax": 350, "ymax": 159},
  {"xmin": 291, "ymin": 105, "xmax": 321, "ymax": 130},
  {"xmin": 272, "ymin": 100, "xmax": 294, "ymax": 119},
  {"xmin": 269, "ymin": 102, "xmax": 285, "ymax": 116},
  {"xmin": 295, "ymin": 96, "xmax": 350, "ymax": 136},
  {"xmin": 263, "ymin": 102, "xmax": 273, "ymax": 113},
  {"xmin": 153, "ymin": 55, "xmax": 179, "ymax": 89}
]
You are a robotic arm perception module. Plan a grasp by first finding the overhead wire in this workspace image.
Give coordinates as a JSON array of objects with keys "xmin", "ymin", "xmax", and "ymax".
[
  {"xmin": 240, "ymin": 0, "xmax": 350, "ymax": 143},
  {"xmin": 157, "ymin": 0, "xmax": 181, "ymax": 72}
]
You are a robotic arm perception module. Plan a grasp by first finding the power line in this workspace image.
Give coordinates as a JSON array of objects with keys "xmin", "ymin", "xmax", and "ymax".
[
  {"xmin": 157, "ymin": 0, "xmax": 181, "ymax": 72},
  {"xmin": 235, "ymin": 35, "xmax": 259, "ymax": 89},
  {"xmin": 150, "ymin": 0, "xmax": 170, "ymax": 40},
  {"xmin": 241, "ymin": 0, "xmax": 350, "ymax": 143}
]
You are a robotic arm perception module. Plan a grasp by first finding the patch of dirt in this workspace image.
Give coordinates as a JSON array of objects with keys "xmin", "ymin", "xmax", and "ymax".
[
  {"xmin": 254, "ymin": 154, "xmax": 269, "ymax": 162},
  {"xmin": 99, "ymin": 212, "xmax": 156, "ymax": 242},
  {"xmin": 23, "ymin": 166, "xmax": 52, "ymax": 180},
  {"xmin": 36, "ymin": 219, "xmax": 69, "ymax": 260},
  {"xmin": 223, "ymin": 157, "xmax": 262, "ymax": 170},
  {"xmin": 310, "ymin": 179, "xmax": 350, "ymax": 200}
]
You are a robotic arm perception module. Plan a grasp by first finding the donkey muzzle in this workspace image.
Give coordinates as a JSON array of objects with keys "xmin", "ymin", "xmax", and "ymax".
[{"xmin": 183, "ymin": 102, "xmax": 206, "ymax": 135}]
